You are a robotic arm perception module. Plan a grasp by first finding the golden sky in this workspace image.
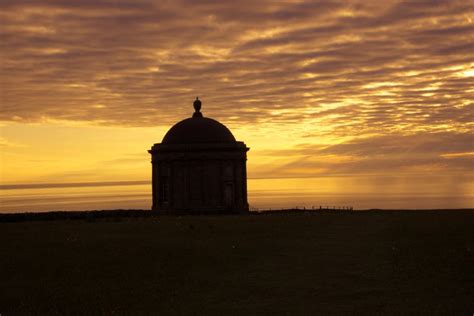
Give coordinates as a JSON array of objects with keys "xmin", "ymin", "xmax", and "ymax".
[{"xmin": 1, "ymin": 0, "xmax": 473, "ymax": 189}]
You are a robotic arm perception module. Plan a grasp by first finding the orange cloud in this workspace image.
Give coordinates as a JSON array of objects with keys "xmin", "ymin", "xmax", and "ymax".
[{"xmin": 0, "ymin": 0, "xmax": 473, "ymax": 185}]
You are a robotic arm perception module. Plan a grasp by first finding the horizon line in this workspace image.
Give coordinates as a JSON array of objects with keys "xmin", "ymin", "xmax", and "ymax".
[
  {"xmin": 1, "ymin": 173, "xmax": 471, "ymax": 190},
  {"xmin": 0, "ymin": 180, "xmax": 150, "ymax": 190}
]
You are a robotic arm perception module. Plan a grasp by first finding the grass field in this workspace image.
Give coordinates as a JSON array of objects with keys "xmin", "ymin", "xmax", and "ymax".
[{"xmin": 1, "ymin": 211, "xmax": 473, "ymax": 315}]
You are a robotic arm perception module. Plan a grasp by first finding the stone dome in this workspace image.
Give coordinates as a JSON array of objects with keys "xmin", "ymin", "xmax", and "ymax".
[
  {"xmin": 149, "ymin": 97, "xmax": 249, "ymax": 214},
  {"xmin": 161, "ymin": 98, "xmax": 236, "ymax": 144}
]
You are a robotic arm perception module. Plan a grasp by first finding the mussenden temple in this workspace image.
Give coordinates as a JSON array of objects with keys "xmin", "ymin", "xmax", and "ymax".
[{"xmin": 149, "ymin": 98, "xmax": 250, "ymax": 214}]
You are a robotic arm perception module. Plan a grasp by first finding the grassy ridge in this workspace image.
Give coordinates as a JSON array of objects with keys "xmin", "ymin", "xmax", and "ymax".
[{"xmin": 0, "ymin": 211, "xmax": 473, "ymax": 314}]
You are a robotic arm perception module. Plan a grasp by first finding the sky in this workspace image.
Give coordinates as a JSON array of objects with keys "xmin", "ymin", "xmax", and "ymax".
[{"xmin": 0, "ymin": 0, "xmax": 473, "ymax": 209}]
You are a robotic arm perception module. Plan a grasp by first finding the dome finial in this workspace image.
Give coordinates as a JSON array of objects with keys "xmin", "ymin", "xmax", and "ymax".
[{"xmin": 193, "ymin": 97, "xmax": 203, "ymax": 118}]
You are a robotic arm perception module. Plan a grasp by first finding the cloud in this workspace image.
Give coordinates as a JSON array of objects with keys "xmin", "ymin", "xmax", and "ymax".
[
  {"xmin": 0, "ymin": 0, "xmax": 472, "ymax": 127},
  {"xmin": 0, "ymin": 0, "xmax": 472, "ymax": 179},
  {"xmin": 251, "ymin": 132, "xmax": 474, "ymax": 178},
  {"xmin": 0, "ymin": 137, "xmax": 24, "ymax": 148}
]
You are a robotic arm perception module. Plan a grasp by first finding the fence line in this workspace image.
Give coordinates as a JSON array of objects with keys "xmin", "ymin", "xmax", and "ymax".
[{"xmin": 250, "ymin": 205, "xmax": 354, "ymax": 212}]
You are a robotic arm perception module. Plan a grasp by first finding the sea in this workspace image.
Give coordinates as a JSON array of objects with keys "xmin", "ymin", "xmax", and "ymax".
[{"xmin": 1, "ymin": 176, "xmax": 473, "ymax": 213}]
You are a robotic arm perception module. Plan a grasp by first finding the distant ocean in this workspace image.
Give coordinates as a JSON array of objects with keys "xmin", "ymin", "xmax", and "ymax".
[{"xmin": 1, "ymin": 176, "xmax": 473, "ymax": 213}]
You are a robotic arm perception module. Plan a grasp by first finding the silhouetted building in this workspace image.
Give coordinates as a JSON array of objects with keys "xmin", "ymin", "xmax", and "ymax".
[{"xmin": 149, "ymin": 98, "xmax": 249, "ymax": 214}]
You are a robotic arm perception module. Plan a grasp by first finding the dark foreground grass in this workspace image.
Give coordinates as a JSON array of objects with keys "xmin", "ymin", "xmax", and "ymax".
[{"xmin": 0, "ymin": 211, "xmax": 473, "ymax": 315}]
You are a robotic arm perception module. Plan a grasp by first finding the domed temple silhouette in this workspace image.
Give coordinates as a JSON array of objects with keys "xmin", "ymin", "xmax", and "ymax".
[{"xmin": 149, "ymin": 98, "xmax": 249, "ymax": 214}]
